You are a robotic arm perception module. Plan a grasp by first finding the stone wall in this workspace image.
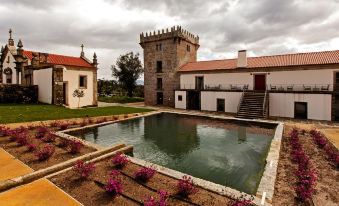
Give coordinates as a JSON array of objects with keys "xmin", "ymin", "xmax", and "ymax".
[
  {"xmin": 140, "ymin": 26, "xmax": 199, "ymax": 107},
  {"xmin": 0, "ymin": 84, "xmax": 38, "ymax": 103}
]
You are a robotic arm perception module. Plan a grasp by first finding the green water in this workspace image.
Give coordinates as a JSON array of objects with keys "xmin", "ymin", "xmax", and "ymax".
[{"xmin": 68, "ymin": 113, "xmax": 274, "ymax": 194}]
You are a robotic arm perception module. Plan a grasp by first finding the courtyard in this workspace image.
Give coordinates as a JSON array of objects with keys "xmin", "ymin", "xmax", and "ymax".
[{"xmin": 0, "ymin": 104, "xmax": 338, "ymax": 206}]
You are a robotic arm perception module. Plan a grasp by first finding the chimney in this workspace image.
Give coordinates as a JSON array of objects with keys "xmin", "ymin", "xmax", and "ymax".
[{"xmin": 237, "ymin": 50, "xmax": 247, "ymax": 68}]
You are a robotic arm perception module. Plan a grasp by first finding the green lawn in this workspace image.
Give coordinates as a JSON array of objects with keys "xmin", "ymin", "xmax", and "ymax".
[
  {"xmin": 0, "ymin": 104, "xmax": 153, "ymax": 124},
  {"xmin": 98, "ymin": 96, "xmax": 144, "ymax": 104}
]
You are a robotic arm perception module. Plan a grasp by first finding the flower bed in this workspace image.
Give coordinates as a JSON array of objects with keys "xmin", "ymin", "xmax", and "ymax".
[
  {"xmin": 49, "ymin": 153, "xmax": 243, "ymax": 206},
  {"xmin": 0, "ymin": 125, "xmax": 96, "ymax": 170},
  {"xmin": 273, "ymin": 126, "xmax": 339, "ymax": 205}
]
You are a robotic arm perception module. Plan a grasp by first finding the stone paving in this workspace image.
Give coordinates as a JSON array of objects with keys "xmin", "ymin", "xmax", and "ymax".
[
  {"xmin": 0, "ymin": 148, "xmax": 33, "ymax": 181},
  {"xmin": 0, "ymin": 179, "xmax": 82, "ymax": 206}
]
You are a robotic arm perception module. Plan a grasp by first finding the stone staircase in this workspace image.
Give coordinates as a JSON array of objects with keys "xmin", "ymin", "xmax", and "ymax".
[{"xmin": 236, "ymin": 91, "xmax": 268, "ymax": 119}]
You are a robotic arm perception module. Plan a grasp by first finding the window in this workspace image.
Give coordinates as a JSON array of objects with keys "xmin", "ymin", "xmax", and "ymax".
[
  {"xmin": 187, "ymin": 45, "xmax": 191, "ymax": 52},
  {"xmin": 156, "ymin": 61, "xmax": 163, "ymax": 73},
  {"xmin": 79, "ymin": 75, "xmax": 87, "ymax": 88},
  {"xmin": 156, "ymin": 43, "xmax": 162, "ymax": 51},
  {"xmin": 157, "ymin": 78, "xmax": 163, "ymax": 90},
  {"xmin": 178, "ymin": 95, "xmax": 183, "ymax": 101}
]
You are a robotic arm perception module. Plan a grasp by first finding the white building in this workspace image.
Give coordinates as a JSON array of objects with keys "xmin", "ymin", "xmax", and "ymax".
[
  {"xmin": 175, "ymin": 50, "xmax": 339, "ymax": 121},
  {"xmin": 0, "ymin": 29, "xmax": 98, "ymax": 108}
]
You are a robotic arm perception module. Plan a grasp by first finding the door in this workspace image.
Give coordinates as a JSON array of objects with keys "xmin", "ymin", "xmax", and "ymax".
[
  {"xmin": 294, "ymin": 102, "xmax": 307, "ymax": 119},
  {"xmin": 157, "ymin": 92, "xmax": 163, "ymax": 105},
  {"xmin": 216, "ymin": 99, "xmax": 225, "ymax": 112},
  {"xmin": 254, "ymin": 74, "xmax": 266, "ymax": 90},
  {"xmin": 186, "ymin": 91, "xmax": 200, "ymax": 110},
  {"xmin": 63, "ymin": 82, "xmax": 67, "ymax": 105},
  {"xmin": 195, "ymin": 76, "xmax": 204, "ymax": 90}
]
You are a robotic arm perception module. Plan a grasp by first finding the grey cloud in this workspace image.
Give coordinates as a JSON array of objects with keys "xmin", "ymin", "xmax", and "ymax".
[{"xmin": 1, "ymin": 0, "xmax": 339, "ymax": 80}]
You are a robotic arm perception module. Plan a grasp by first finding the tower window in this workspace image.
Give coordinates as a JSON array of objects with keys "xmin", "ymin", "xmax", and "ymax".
[
  {"xmin": 156, "ymin": 61, "xmax": 163, "ymax": 73},
  {"xmin": 157, "ymin": 78, "xmax": 163, "ymax": 90},
  {"xmin": 187, "ymin": 45, "xmax": 191, "ymax": 52},
  {"xmin": 156, "ymin": 44, "xmax": 162, "ymax": 51}
]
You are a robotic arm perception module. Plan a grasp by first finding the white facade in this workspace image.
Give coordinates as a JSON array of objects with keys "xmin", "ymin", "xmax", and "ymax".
[
  {"xmin": 63, "ymin": 68, "xmax": 94, "ymax": 108},
  {"xmin": 201, "ymin": 91, "xmax": 242, "ymax": 113},
  {"xmin": 175, "ymin": 68, "xmax": 337, "ymax": 121},
  {"xmin": 175, "ymin": 91, "xmax": 186, "ymax": 109},
  {"xmin": 33, "ymin": 68, "xmax": 53, "ymax": 104},
  {"xmin": 180, "ymin": 68, "xmax": 338, "ymax": 91},
  {"xmin": 269, "ymin": 93, "xmax": 332, "ymax": 121},
  {"xmin": 1, "ymin": 51, "xmax": 19, "ymax": 84}
]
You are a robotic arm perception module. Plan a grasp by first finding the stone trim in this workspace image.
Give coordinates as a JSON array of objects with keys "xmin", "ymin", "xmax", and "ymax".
[
  {"xmin": 128, "ymin": 156, "xmax": 270, "ymax": 206},
  {"xmin": 0, "ymin": 144, "xmax": 128, "ymax": 192},
  {"xmin": 256, "ymin": 123, "xmax": 283, "ymax": 203}
]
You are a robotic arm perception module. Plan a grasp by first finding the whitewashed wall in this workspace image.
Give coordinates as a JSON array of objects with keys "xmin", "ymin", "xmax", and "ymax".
[
  {"xmin": 1, "ymin": 52, "xmax": 18, "ymax": 84},
  {"xmin": 269, "ymin": 93, "xmax": 332, "ymax": 121},
  {"xmin": 175, "ymin": 91, "xmax": 187, "ymax": 109},
  {"xmin": 63, "ymin": 69, "xmax": 94, "ymax": 108},
  {"xmin": 180, "ymin": 68, "xmax": 339, "ymax": 90},
  {"xmin": 180, "ymin": 73, "xmax": 254, "ymax": 89},
  {"xmin": 201, "ymin": 91, "xmax": 242, "ymax": 113},
  {"xmin": 33, "ymin": 68, "xmax": 53, "ymax": 104},
  {"xmin": 267, "ymin": 69, "xmax": 338, "ymax": 88}
]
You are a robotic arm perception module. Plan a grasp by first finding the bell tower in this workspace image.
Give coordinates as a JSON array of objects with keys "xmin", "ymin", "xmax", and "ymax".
[{"xmin": 140, "ymin": 26, "xmax": 199, "ymax": 107}]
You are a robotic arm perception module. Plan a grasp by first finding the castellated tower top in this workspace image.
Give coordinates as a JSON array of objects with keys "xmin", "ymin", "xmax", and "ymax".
[{"xmin": 140, "ymin": 25, "xmax": 199, "ymax": 47}]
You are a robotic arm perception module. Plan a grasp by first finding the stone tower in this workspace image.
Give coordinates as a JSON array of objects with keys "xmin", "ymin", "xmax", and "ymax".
[{"xmin": 140, "ymin": 26, "xmax": 199, "ymax": 107}]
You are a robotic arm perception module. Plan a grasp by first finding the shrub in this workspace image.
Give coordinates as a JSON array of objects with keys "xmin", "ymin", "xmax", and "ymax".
[
  {"xmin": 16, "ymin": 133, "xmax": 29, "ymax": 146},
  {"xmin": 289, "ymin": 127, "xmax": 317, "ymax": 202},
  {"xmin": 112, "ymin": 153, "xmax": 128, "ymax": 168},
  {"xmin": 49, "ymin": 121, "xmax": 59, "ymax": 128},
  {"xmin": 58, "ymin": 122, "xmax": 70, "ymax": 130},
  {"xmin": 68, "ymin": 140, "xmax": 83, "ymax": 154},
  {"xmin": 71, "ymin": 121, "xmax": 78, "ymax": 126},
  {"xmin": 0, "ymin": 126, "xmax": 10, "ymax": 137},
  {"xmin": 26, "ymin": 143, "xmax": 37, "ymax": 152},
  {"xmin": 176, "ymin": 175, "xmax": 198, "ymax": 197},
  {"xmin": 72, "ymin": 160, "xmax": 96, "ymax": 179},
  {"xmin": 58, "ymin": 138, "xmax": 69, "ymax": 148},
  {"xmin": 104, "ymin": 178, "xmax": 123, "ymax": 197},
  {"xmin": 144, "ymin": 190, "xmax": 169, "ymax": 206},
  {"xmin": 135, "ymin": 166, "xmax": 156, "ymax": 182},
  {"xmin": 35, "ymin": 145, "xmax": 55, "ymax": 160},
  {"xmin": 110, "ymin": 169, "xmax": 121, "ymax": 178},
  {"xmin": 27, "ymin": 125, "xmax": 36, "ymax": 130},
  {"xmin": 42, "ymin": 132, "xmax": 57, "ymax": 143},
  {"xmin": 88, "ymin": 118, "xmax": 94, "ymax": 124},
  {"xmin": 35, "ymin": 126, "xmax": 49, "ymax": 139},
  {"xmin": 80, "ymin": 120, "xmax": 87, "ymax": 127}
]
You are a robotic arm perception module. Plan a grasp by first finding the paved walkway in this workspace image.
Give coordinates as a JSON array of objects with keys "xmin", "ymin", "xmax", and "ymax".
[
  {"xmin": 0, "ymin": 179, "xmax": 82, "ymax": 206},
  {"xmin": 320, "ymin": 128, "xmax": 339, "ymax": 148},
  {"xmin": 0, "ymin": 148, "xmax": 33, "ymax": 181}
]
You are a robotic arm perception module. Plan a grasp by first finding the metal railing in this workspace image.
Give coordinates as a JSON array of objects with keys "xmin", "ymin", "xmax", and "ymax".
[
  {"xmin": 262, "ymin": 89, "xmax": 268, "ymax": 117},
  {"xmin": 179, "ymin": 84, "xmax": 250, "ymax": 91},
  {"xmin": 268, "ymin": 84, "xmax": 332, "ymax": 92},
  {"xmin": 177, "ymin": 83, "xmax": 333, "ymax": 92}
]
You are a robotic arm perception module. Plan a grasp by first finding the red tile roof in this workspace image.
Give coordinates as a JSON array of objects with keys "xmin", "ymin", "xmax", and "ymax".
[
  {"xmin": 179, "ymin": 50, "xmax": 339, "ymax": 72},
  {"xmin": 23, "ymin": 50, "xmax": 94, "ymax": 68}
]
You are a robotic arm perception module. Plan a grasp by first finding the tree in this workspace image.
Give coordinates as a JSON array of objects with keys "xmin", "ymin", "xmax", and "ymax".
[
  {"xmin": 111, "ymin": 52, "xmax": 144, "ymax": 97},
  {"xmin": 73, "ymin": 89, "xmax": 85, "ymax": 108}
]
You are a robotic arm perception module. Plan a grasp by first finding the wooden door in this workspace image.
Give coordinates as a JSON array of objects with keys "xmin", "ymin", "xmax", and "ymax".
[{"xmin": 254, "ymin": 74, "xmax": 266, "ymax": 90}]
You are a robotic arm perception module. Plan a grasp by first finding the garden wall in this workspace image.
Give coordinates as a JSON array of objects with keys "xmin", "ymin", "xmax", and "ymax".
[{"xmin": 0, "ymin": 84, "xmax": 38, "ymax": 103}]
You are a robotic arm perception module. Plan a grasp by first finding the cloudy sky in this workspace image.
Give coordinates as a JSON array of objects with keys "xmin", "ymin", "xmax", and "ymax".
[{"xmin": 1, "ymin": 0, "xmax": 339, "ymax": 80}]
